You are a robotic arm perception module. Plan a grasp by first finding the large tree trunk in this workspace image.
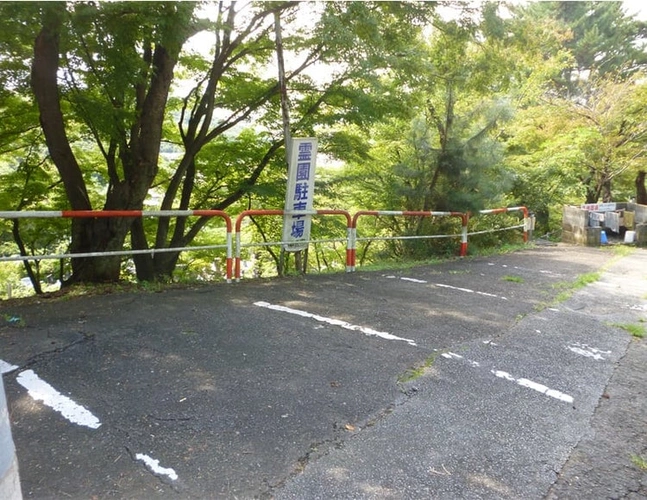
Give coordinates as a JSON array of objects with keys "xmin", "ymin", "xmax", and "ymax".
[
  {"xmin": 31, "ymin": 4, "xmax": 91, "ymax": 212},
  {"xmin": 636, "ymin": 171, "xmax": 647, "ymax": 205},
  {"xmin": 31, "ymin": 4, "xmax": 122, "ymax": 283}
]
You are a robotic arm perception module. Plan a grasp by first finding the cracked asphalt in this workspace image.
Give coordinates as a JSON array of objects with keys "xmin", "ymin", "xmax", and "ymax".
[{"xmin": 1, "ymin": 244, "xmax": 646, "ymax": 499}]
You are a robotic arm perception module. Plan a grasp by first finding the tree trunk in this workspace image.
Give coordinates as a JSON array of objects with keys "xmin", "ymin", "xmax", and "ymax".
[
  {"xmin": 31, "ymin": 4, "xmax": 126, "ymax": 283},
  {"xmin": 584, "ymin": 185, "xmax": 599, "ymax": 204},
  {"xmin": 66, "ymin": 218, "xmax": 131, "ymax": 284},
  {"xmin": 636, "ymin": 171, "xmax": 647, "ymax": 205},
  {"xmin": 31, "ymin": 3, "xmax": 91, "ymax": 212},
  {"xmin": 130, "ymin": 218, "xmax": 155, "ymax": 281},
  {"xmin": 601, "ymin": 180, "xmax": 612, "ymax": 203},
  {"xmin": 12, "ymin": 220, "xmax": 43, "ymax": 294}
]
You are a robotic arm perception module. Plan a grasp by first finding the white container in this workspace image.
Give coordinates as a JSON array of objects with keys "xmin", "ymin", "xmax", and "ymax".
[{"xmin": 624, "ymin": 231, "xmax": 636, "ymax": 243}]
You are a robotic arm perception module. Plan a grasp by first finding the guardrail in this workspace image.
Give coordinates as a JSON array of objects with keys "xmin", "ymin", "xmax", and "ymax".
[
  {"xmin": 469, "ymin": 207, "xmax": 531, "ymax": 243},
  {"xmin": 349, "ymin": 210, "xmax": 469, "ymax": 271},
  {"xmin": 1, "ymin": 206, "xmax": 529, "ymax": 288},
  {"xmin": 0, "ymin": 210, "xmax": 233, "ymax": 282},
  {"xmin": 234, "ymin": 209, "xmax": 352, "ymax": 281}
]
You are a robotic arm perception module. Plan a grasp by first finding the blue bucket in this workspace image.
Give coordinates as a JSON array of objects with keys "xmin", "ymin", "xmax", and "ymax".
[{"xmin": 600, "ymin": 230, "xmax": 608, "ymax": 244}]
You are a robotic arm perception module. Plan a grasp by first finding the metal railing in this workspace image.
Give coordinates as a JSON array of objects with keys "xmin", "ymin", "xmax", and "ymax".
[
  {"xmin": 1, "ymin": 206, "xmax": 530, "ymax": 287},
  {"xmin": 0, "ymin": 210, "xmax": 233, "ymax": 282}
]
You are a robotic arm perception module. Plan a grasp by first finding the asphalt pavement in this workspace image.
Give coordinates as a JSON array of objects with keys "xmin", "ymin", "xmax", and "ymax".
[{"xmin": 1, "ymin": 244, "xmax": 645, "ymax": 499}]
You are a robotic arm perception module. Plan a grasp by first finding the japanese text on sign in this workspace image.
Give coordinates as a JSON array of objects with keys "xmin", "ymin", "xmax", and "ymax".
[{"xmin": 282, "ymin": 138, "xmax": 317, "ymax": 251}]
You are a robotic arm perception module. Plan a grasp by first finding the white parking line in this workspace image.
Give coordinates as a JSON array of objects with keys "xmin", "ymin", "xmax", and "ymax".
[
  {"xmin": 491, "ymin": 370, "xmax": 574, "ymax": 404},
  {"xmin": 441, "ymin": 352, "xmax": 463, "ymax": 360},
  {"xmin": 441, "ymin": 352, "xmax": 574, "ymax": 404},
  {"xmin": 435, "ymin": 283, "xmax": 508, "ymax": 301},
  {"xmin": 9, "ymin": 364, "xmax": 181, "ymax": 483},
  {"xmin": 135, "ymin": 453, "xmax": 178, "ymax": 481},
  {"xmin": 383, "ymin": 277, "xmax": 508, "ymax": 302},
  {"xmin": 16, "ymin": 369, "xmax": 102, "ymax": 429},
  {"xmin": 401, "ymin": 277, "xmax": 427, "ymax": 283},
  {"xmin": 487, "ymin": 263, "xmax": 561, "ymax": 276},
  {"xmin": 441, "ymin": 352, "xmax": 480, "ymax": 367},
  {"xmin": 384, "ymin": 275, "xmax": 428, "ymax": 284},
  {"xmin": 254, "ymin": 301, "xmax": 417, "ymax": 346}
]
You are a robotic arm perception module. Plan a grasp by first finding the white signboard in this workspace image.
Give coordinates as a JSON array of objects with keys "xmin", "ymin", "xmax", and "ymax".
[
  {"xmin": 581, "ymin": 202, "xmax": 616, "ymax": 212},
  {"xmin": 282, "ymin": 138, "xmax": 317, "ymax": 252}
]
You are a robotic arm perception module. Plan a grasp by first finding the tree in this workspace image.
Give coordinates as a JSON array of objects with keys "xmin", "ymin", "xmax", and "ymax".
[
  {"xmin": 7, "ymin": 1, "xmax": 437, "ymax": 284},
  {"xmin": 338, "ymin": 7, "xmax": 527, "ymax": 217},
  {"xmin": 327, "ymin": 6, "xmax": 555, "ymax": 259},
  {"xmin": 0, "ymin": 2, "xmax": 67, "ymax": 292},
  {"xmin": 29, "ymin": 1, "xmax": 202, "ymax": 283},
  {"xmin": 524, "ymin": 1, "xmax": 647, "ymax": 94},
  {"xmin": 508, "ymin": 1, "xmax": 647, "ymax": 216}
]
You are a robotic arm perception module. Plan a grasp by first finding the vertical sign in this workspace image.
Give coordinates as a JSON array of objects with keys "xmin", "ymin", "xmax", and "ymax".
[{"xmin": 282, "ymin": 137, "xmax": 317, "ymax": 252}]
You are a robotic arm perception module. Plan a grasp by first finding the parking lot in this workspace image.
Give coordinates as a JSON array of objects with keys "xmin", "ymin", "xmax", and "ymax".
[{"xmin": 1, "ymin": 244, "xmax": 646, "ymax": 499}]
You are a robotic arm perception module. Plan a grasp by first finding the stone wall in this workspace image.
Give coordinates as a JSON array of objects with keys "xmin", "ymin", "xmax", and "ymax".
[
  {"xmin": 562, "ymin": 202, "xmax": 647, "ymax": 247},
  {"xmin": 562, "ymin": 206, "xmax": 601, "ymax": 246},
  {"xmin": 627, "ymin": 203, "xmax": 647, "ymax": 247}
]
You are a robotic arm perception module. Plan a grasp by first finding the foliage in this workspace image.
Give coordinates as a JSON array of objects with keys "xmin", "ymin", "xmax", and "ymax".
[
  {"xmin": 523, "ymin": 1, "xmax": 647, "ymax": 93},
  {"xmin": 507, "ymin": 1, "xmax": 647, "ymax": 234}
]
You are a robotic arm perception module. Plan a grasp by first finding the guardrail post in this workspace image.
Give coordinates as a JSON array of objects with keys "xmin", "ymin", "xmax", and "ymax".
[
  {"xmin": 234, "ymin": 210, "xmax": 284, "ymax": 282},
  {"xmin": 460, "ymin": 213, "xmax": 469, "ymax": 257},
  {"xmin": 191, "ymin": 210, "xmax": 233, "ymax": 283},
  {"xmin": 346, "ymin": 226, "xmax": 355, "ymax": 272},
  {"xmin": 521, "ymin": 207, "xmax": 530, "ymax": 242},
  {"xmin": 471, "ymin": 206, "xmax": 529, "ymax": 245}
]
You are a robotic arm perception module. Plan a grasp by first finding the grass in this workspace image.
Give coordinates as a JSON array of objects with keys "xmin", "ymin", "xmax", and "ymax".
[
  {"xmin": 2, "ymin": 314, "xmax": 26, "ymax": 327},
  {"xmin": 631, "ymin": 455, "xmax": 647, "ymax": 470},
  {"xmin": 5, "ymin": 279, "xmax": 195, "ymax": 304},
  {"xmin": 532, "ymin": 271, "xmax": 603, "ymax": 312},
  {"xmin": 552, "ymin": 272, "xmax": 601, "ymax": 303},
  {"xmin": 608, "ymin": 245, "xmax": 635, "ymax": 258},
  {"xmin": 609, "ymin": 322, "xmax": 646, "ymax": 339},
  {"xmin": 398, "ymin": 352, "xmax": 438, "ymax": 383},
  {"xmin": 502, "ymin": 275, "xmax": 524, "ymax": 283},
  {"xmin": 359, "ymin": 242, "xmax": 533, "ymax": 274}
]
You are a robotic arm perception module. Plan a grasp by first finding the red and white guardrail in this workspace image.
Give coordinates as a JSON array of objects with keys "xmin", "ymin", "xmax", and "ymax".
[
  {"xmin": 234, "ymin": 209, "xmax": 352, "ymax": 281},
  {"xmin": 349, "ymin": 211, "xmax": 469, "ymax": 271},
  {"xmin": 472, "ymin": 206, "xmax": 530, "ymax": 242},
  {"xmin": 0, "ymin": 209, "xmax": 233, "ymax": 282},
  {"xmin": 0, "ymin": 207, "xmax": 530, "ymax": 284}
]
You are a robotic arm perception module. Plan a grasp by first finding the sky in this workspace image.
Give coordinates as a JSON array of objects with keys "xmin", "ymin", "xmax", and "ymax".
[
  {"xmin": 622, "ymin": 0, "xmax": 647, "ymax": 20},
  {"xmin": 178, "ymin": 1, "xmax": 647, "ymax": 96}
]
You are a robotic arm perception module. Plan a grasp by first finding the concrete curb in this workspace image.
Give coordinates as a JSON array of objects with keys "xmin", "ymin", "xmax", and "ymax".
[{"xmin": 0, "ymin": 377, "xmax": 22, "ymax": 500}]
